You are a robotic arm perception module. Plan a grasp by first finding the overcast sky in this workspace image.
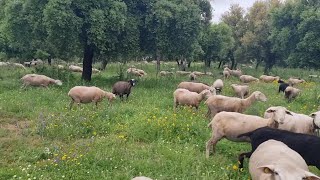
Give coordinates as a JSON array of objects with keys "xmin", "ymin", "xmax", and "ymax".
[{"xmin": 210, "ymin": 0, "xmax": 256, "ymax": 23}]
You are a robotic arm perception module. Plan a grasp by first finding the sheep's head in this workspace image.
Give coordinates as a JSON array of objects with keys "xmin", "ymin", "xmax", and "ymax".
[
  {"xmin": 310, "ymin": 111, "xmax": 320, "ymax": 129},
  {"xmin": 55, "ymin": 80, "xmax": 62, "ymax": 86},
  {"xmin": 208, "ymin": 87, "xmax": 216, "ymax": 95},
  {"xmin": 105, "ymin": 92, "xmax": 116, "ymax": 102},
  {"xmin": 129, "ymin": 79, "xmax": 136, "ymax": 86},
  {"xmin": 266, "ymin": 106, "xmax": 292, "ymax": 125},
  {"xmin": 257, "ymin": 163, "xmax": 320, "ymax": 180},
  {"xmin": 253, "ymin": 91, "xmax": 267, "ymax": 102},
  {"xmin": 200, "ymin": 89, "xmax": 214, "ymax": 99}
]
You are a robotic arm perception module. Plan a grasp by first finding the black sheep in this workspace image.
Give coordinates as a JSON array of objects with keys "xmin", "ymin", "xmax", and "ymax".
[
  {"xmin": 237, "ymin": 127, "xmax": 320, "ymax": 169},
  {"xmin": 278, "ymin": 79, "xmax": 290, "ymax": 93},
  {"xmin": 112, "ymin": 79, "xmax": 136, "ymax": 101}
]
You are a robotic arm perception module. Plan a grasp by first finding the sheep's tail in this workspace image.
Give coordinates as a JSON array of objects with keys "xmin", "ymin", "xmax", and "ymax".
[{"xmin": 237, "ymin": 131, "xmax": 253, "ymax": 138}]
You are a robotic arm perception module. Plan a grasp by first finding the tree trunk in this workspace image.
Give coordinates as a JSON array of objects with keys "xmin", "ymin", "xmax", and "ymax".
[
  {"xmin": 101, "ymin": 59, "xmax": 108, "ymax": 70},
  {"xmin": 255, "ymin": 59, "xmax": 261, "ymax": 70},
  {"xmin": 47, "ymin": 55, "xmax": 52, "ymax": 66},
  {"xmin": 187, "ymin": 61, "xmax": 191, "ymax": 68},
  {"xmin": 205, "ymin": 59, "xmax": 211, "ymax": 67},
  {"xmin": 218, "ymin": 60, "xmax": 223, "ymax": 69},
  {"xmin": 156, "ymin": 49, "xmax": 161, "ymax": 74},
  {"xmin": 82, "ymin": 44, "xmax": 94, "ymax": 81}
]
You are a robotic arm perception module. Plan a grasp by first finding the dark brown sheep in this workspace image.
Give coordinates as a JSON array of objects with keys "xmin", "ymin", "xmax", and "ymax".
[{"xmin": 112, "ymin": 79, "xmax": 136, "ymax": 101}]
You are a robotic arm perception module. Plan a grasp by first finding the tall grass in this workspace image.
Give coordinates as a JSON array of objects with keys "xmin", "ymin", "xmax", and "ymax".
[{"xmin": 0, "ymin": 62, "xmax": 319, "ymax": 180}]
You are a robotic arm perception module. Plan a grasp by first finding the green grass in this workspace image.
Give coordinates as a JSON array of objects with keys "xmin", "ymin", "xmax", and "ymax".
[{"xmin": 0, "ymin": 62, "xmax": 319, "ymax": 180}]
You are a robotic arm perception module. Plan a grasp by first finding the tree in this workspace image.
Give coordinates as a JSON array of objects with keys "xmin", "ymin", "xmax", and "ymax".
[
  {"xmin": 221, "ymin": 4, "xmax": 247, "ymax": 69},
  {"xmin": 200, "ymin": 23, "xmax": 234, "ymax": 68},
  {"xmin": 43, "ymin": 0, "xmax": 127, "ymax": 81},
  {"xmin": 270, "ymin": 0, "xmax": 320, "ymax": 69}
]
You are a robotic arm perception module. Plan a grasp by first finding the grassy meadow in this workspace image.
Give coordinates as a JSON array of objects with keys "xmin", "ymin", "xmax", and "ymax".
[{"xmin": 0, "ymin": 62, "xmax": 320, "ymax": 180}]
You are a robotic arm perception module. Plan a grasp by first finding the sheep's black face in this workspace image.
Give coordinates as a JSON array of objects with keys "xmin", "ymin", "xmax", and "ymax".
[{"xmin": 129, "ymin": 79, "xmax": 136, "ymax": 86}]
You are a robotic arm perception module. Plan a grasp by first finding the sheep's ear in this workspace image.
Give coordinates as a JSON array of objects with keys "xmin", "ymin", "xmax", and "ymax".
[
  {"xmin": 266, "ymin": 109, "xmax": 275, "ymax": 113},
  {"xmin": 258, "ymin": 165, "xmax": 275, "ymax": 174},
  {"xmin": 285, "ymin": 110, "xmax": 293, "ymax": 116},
  {"xmin": 310, "ymin": 113, "xmax": 316, "ymax": 118},
  {"xmin": 304, "ymin": 171, "xmax": 320, "ymax": 180}
]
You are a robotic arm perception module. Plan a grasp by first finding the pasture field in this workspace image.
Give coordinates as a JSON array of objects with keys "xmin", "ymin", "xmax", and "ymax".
[{"xmin": 0, "ymin": 62, "xmax": 320, "ymax": 180}]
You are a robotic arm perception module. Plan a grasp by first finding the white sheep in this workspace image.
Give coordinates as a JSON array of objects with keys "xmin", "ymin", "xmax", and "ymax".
[
  {"xmin": 57, "ymin": 65, "xmax": 65, "ymax": 69},
  {"xmin": 223, "ymin": 68, "xmax": 230, "ymax": 79},
  {"xmin": 69, "ymin": 65, "xmax": 83, "ymax": 72},
  {"xmin": 264, "ymin": 106, "xmax": 315, "ymax": 135},
  {"xmin": 159, "ymin": 71, "xmax": 174, "ymax": 76},
  {"xmin": 249, "ymin": 140, "xmax": 320, "ymax": 180},
  {"xmin": 189, "ymin": 72, "xmax": 197, "ymax": 81},
  {"xmin": 21, "ymin": 74, "xmax": 62, "ymax": 88},
  {"xmin": 176, "ymin": 71, "xmax": 191, "ymax": 75},
  {"xmin": 239, "ymin": 75, "xmax": 259, "ymax": 83},
  {"xmin": 173, "ymin": 88, "xmax": 214, "ymax": 111},
  {"xmin": 288, "ymin": 77, "xmax": 306, "ymax": 86},
  {"xmin": 205, "ymin": 106, "xmax": 292, "ymax": 158},
  {"xmin": 225, "ymin": 68, "xmax": 242, "ymax": 77},
  {"xmin": 284, "ymin": 86, "xmax": 301, "ymax": 102},
  {"xmin": 205, "ymin": 91, "xmax": 267, "ymax": 118},
  {"xmin": 212, "ymin": 79, "xmax": 223, "ymax": 94},
  {"xmin": 68, "ymin": 86, "xmax": 116, "ymax": 109},
  {"xmin": 92, "ymin": 68, "xmax": 101, "ymax": 73},
  {"xmin": 177, "ymin": 81, "xmax": 215, "ymax": 94},
  {"xmin": 131, "ymin": 176, "xmax": 153, "ymax": 180},
  {"xmin": 192, "ymin": 71, "xmax": 206, "ymax": 76},
  {"xmin": 12, "ymin": 63, "xmax": 26, "ymax": 69},
  {"xmin": 259, "ymin": 75, "xmax": 279, "ymax": 83},
  {"xmin": 231, "ymin": 84, "xmax": 249, "ymax": 99}
]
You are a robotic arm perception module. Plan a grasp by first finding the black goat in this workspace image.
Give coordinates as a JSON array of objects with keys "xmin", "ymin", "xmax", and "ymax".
[{"xmin": 237, "ymin": 127, "xmax": 320, "ymax": 169}]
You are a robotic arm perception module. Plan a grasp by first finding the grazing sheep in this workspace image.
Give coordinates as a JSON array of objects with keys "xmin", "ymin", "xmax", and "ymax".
[
  {"xmin": 57, "ymin": 65, "xmax": 65, "ymax": 69},
  {"xmin": 226, "ymin": 68, "xmax": 242, "ymax": 77},
  {"xmin": 239, "ymin": 75, "xmax": 259, "ymax": 83},
  {"xmin": 92, "ymin": 68, "xmax": 101, "ymax": 73},
  {"xmin": 205, "ymin": 72, "xmax": 213, "ymax": 76},
  {"xmin": 69, "ymin": 65, "xmax": 83, "ymax": 72},
  {"xmin": 284, "ymin": 86, "xmax": 301, "ymax": 102},
  {"xmin": 127, "ymin": 68, "xmax": 146, "ymax": 77},
  {"xmin": 177, "ymin": 81, "xmax": 215, "ymax": 94},
  {"xmin": 173, "ymin": 88, "xmax": 213, "ymax": 111},
  {"xmin": 0, "ymin": 62, "xmax": 9, "ymax": 66},
  {"xmin": 310, "ymin": 111, "xmax": 320, "ymax": 130},
  {"xmin": 205, "ymin": 91, "xmax": 267, "ymax": 118},
  {"xmin": 288, "ymin": 77, "xmax": 305, "ymax": 86},
  {"xmin": 223, "ymin": 68, "xmax": 230, "ymax": 79},
  {"xmin": 176, "ymin": 71, "xmax": 192, "ymax": 75},
  {"xmin": 12, "ymin": 63, "xmax": 26, "ymax": 69},
  {"xmin": 278, "ymin": 80, "xmax": 290, "ymax": 93},
  {"xmin": 237, "ymin": 127, "xmax": 320, "ymax": 169},
  {"xmin": 112, "ymin": 79, "xmax": 136, "ymax": 101},
  {"xmin": 68, "ymin": 86, "xmax": 116, "ymax": 109},
  {"xmin": 131, "ymin": 177, "xmax": 153, "ymax": 180},
  {"xmin": 21, "ymin": 74, "xmax": 62, "ymax": 88},
  {"xmin": 231, "ymin": 84, "xmax": 249, "ymax": 99},
  {"xmin": 206, "ymin": 106, "xmax": 292, "ymax": 158},
  {"xmin": 212, "ymin": 79, "xmax": 223, "ymax": 94},
  {"xmin": 249, "ymin": 140, "xmax": 320, "ymax": 180},
  {"xmin": 159, "ymin": 71, "xmax": 174, "ymax": 76},
  {"xmin": 192, "ymin": 71, "xmax": 206, "ymax": 76},
  {"xmin": 259, "ymin": 75, "xmax": 279, "ymax": 83},
  {"xmin": 264, "ymin": 106, "xmax": 315, "ymax": 135},
  {"xmin": 189, "ymin": 72, "xmax": 197, "ymax": 81},
  {"xmin": 30, "ymin": 59, "xmax": 44, "ymax": 67}
]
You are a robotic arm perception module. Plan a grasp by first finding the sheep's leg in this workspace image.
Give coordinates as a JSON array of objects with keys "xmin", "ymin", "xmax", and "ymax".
[
  {"xmin": 126, "ymin": 93, "xmax": 130, "ymax": 100},
  {"xmin": 69, "ymin": 100, "xmax": 74, "ymax": 110},
  {"xmin": 238, "ymin": 152, "xmax": 252, "ymax": 169},
  {"xmin": 120, "ymin": 95, "xmax": 123, "ymax": 101},
  {"xmin": 205, "ymin": 133, "xmax": 222, "ymax": 158}
]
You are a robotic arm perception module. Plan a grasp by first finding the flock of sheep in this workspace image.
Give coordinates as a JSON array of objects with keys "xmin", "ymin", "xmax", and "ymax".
[
  {"xmin": 3, "ymin": 61, "xmax": 320, "ymax": 179},
  {"xmin": 171, "ymin": 67, "xmax": 320, "ymax": 180}
]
